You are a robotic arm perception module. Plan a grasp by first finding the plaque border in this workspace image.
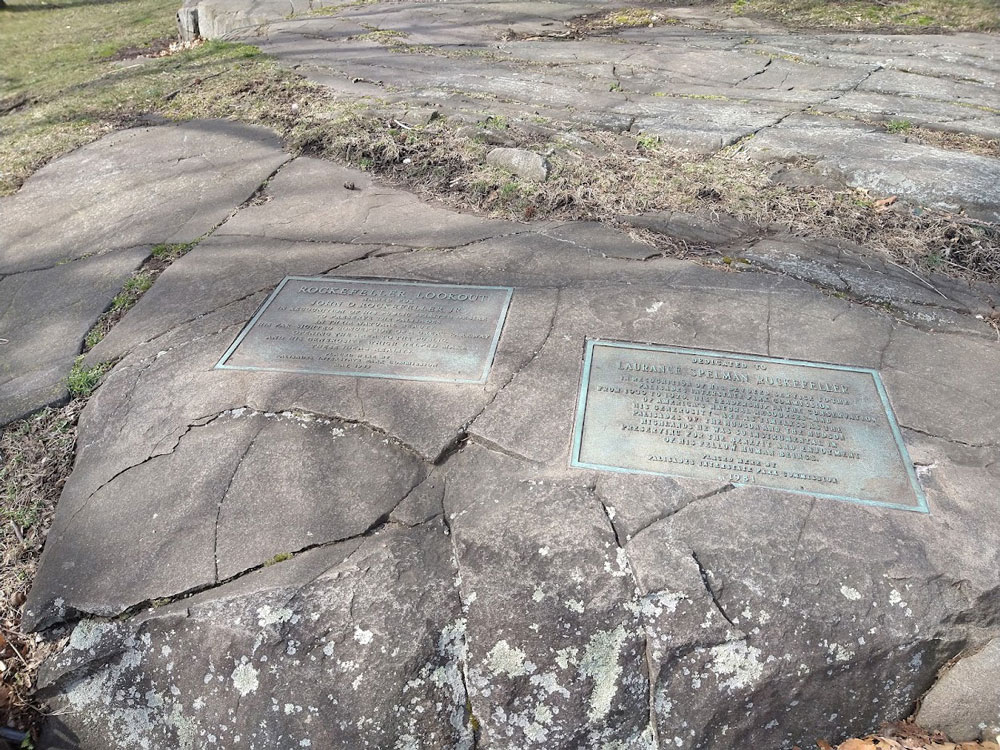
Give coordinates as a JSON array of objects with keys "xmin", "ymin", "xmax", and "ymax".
[
  {"xmin": 215, "ymin": 276, "xmax": 514, "ymax": 384},
  {"xmin": 570, "ymin": 339, "xmax": 929, "ymax": 513}
]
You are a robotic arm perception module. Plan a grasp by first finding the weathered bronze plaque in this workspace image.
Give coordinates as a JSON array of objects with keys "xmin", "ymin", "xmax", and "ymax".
[
  {"xmin": 216, "ymin": 277, "xmax": 513, "ymax": 383},
  {"xmin": 571, "ymin": 340, "xmax": 927, "ymax": 512}
]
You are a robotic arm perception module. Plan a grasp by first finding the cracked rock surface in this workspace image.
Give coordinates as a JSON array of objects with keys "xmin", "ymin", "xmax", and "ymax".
[
  {"xmin": 3, "ymin": 1, "xmax": 999, "ymax": 747},
  {"xmin": 19, "ymin": 147, "xmax": 1000, "ymax": 748},
  {"xmin": 179, "ymin": 0, "xmax": 1000, "ymax": 216},
  {"xmin": 0, "ymin": 120, "xmax": 289, "ymax": 426}
]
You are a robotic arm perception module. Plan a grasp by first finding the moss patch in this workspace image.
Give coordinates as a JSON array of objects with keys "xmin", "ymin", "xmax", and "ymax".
[{"xmin": 355, "ymin": 25, "xmax": 410, "ymax": 45}]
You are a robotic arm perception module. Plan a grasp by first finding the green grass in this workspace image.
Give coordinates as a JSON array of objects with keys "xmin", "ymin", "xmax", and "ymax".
[
  {"xmin": 482, "ymin": 115, "xmax": 509, "ymax": 131},
  {"xmin": 66, "ymin": 357, "xmax": 110, "ymax": 398},
  {"xmin": 0, "ymin": 0, "xmax": 322, "ymax": 196},
  {"xmin": 112, "ymin": 272, "xmax": 154, "ymax": 310},
  {"xmin": 1, "ymin": 0, "xmax": 176, "ymax": 100},
  {"xmin": 729, "ymin": 0, "xmax": 1000, "ymax": 31},
  {"xmin": 83, "ymin": 240, "xmax": 202, "ymax": 351},
  {"xmin": 151, "ymin": 241, "xmax": 197, "ymax": 261},
  {"xmin": 82, "ymin": 268, "xmax": 154, "ymax": 350},
  {"xmin": 636, "ymin": 134, "xmax": 661, "ymax": 152},
  {"xmin": 590, "ymin": 7, "xmax": 678, "ymax": 29},
  {"xmin": 83, "ymin": 323, "xmax": 106, "ymax": 352},
  {"xmin": 356, "ymin": 25, "xmax": 409, "ymax": 45}
]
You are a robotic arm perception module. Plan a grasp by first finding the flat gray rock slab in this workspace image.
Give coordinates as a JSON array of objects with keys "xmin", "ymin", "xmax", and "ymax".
[
  {"xmin": 0, "ymin": 120, "xmax": 288, "ymax": 275},
  {"xmin": 80, "ymin": 156, "xmax": 637, "ymax": 367},
  {"xmin": 621, "ymin": 210, "xmax": 751, "ymax": 250},
  {"xmin": 26, "ymin": 161, "xmax": 1000, "ymax": 747},
  {"xmin": 859, "ymin": 68, "xmax": 999, "ymax": 113},
  {"xmin": 741, "ymin": 115, "xmax": 1000, "ymax": 222},
  {"xmin": 174, "ymin": 0, "xmax": 1000, "ymax": 216},
  {"xmin": 916, "ymin": 638, "xmax": 1000, "ymax": 742},
  {"xmin": 0, "ymin": 121, "xmax": 289, "ymax": 426},
  {"xmin": 211, "ymin": 156, "xmax": 518, "ymax": 246},
  {"xmin": 813, "ymin": 91, "xmax": 1000, "ymax": 141},
  {"xmin": 0, "ymin": 248, "xmax": 148, "ymax": 426},
  {"xmin": 741, "ymin": 237, "xmax": 997, "ymax": 322},
  {"xmin": 746, "ymin": 31, "xmax": 1000, "ymax": 86}
]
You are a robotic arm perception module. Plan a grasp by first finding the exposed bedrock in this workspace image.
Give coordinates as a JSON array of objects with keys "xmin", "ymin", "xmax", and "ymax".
[{"xmin": 27, "ymin": 161, "xmax": 999, "ymax": 746}]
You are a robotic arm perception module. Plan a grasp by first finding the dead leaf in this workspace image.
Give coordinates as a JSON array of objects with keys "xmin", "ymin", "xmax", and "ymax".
[
  {"xmin": 839, "ymin": 739, "xmax": 879, "ymax": 750},
  {"xmin": 862, "ymin": 738, "xmax": 904, "ymax": 750},
  {"xmin": 818, "ymin": 741, "xmax": 835, "ymax": 750}
]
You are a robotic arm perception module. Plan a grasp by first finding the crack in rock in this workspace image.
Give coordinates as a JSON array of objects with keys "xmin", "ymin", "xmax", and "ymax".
[
  {"xmin": 63, "ymin": 408, "xmax": 240, "ymax": 538},
  {"xmin": 627, "ymin": 483, "xmax": 736, "ymax": 541},
  {"xmin": 736, "ymin": 57, "xmax": 771, "ymax": 85},
  {"xmin": 465, "ymin": 434, "xmax": 541, "ymax": 466},
  {"xmin": 464, "ymin": 288, "xmax": 561, "ymax": 453},
  {"xmin": 63, "ymin": 484, "xmax": 437, "ymax": 630},
  {"xmin": 213, "ymin": 426, "xmax": 264, "ymax": 582},
  {"xmin": 592, "ymin": 487, "xmax": 662, "ymax": 748},
  {"xmin": 900, "ymin": 424, "xmax": 997, "ymax": 450},
  {"xmin": 437, "ymin": 478, "xmax": 481, "ymax": 747},
  {"xmin": 691, "ymin": 551, "xmax": 737, "ymax": 629}
]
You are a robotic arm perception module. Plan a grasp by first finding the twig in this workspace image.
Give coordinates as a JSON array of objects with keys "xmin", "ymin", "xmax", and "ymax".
[
  {"xmin": 0, "ymin": 627, "xmax": 29, "ymax": 669},
  {"xmin": 163, "ymin": 70, "xmax": 225, "ymax": 101},
  {"xmin": 887, "ymin": 260, "xmax": 949, "ymax": 299}
]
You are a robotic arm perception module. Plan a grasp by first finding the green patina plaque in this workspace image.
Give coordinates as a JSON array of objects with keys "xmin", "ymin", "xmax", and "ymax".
[
  {"xmin": 571, "ymin": 340, "xmax": 927, "ymax": 512},
  {"xmin": 217, "ymin": 276, "xmax": 513, "ymax": 384}
]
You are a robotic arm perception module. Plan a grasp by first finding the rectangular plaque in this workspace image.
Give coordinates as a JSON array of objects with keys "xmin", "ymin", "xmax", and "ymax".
[
  {"xmin": 216, "ymin": 277, "xmax": 513, "ymax": 383},
  {"xmin": 571, "ymin": 340, "xmax": 927, "ymax": 512}
]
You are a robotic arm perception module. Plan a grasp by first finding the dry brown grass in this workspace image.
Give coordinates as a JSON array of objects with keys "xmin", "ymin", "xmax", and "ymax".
[
  {"xmin": 885, "ymin": 124, "xmax": 1000, "ymax": 160},
  {"xmin": 500, "ymin": 6, "xmax": 680, "ymax": 40},
  {"xmin": 0, "ymin": 401, "xmax": 83, "ymax": 737},
  {"xmin": 817, "ymin": 112, "xmax": 1000, "ymax": 160},
  {"xmin": 294, "ymin": 112, "xmax": 1000, "ymax": 283},
  {"xmin": 730, "ymin": 0, "xmax": 1000, "ymax": 32}
]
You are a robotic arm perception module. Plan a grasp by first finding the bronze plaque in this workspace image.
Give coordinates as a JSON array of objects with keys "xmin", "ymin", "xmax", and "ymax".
[
  {"xmin": 217, "ymin": 277, "xmax": 513, "ymax": 383},
  {"xmin": 571, "ymin": 340, "xmax": 926, "ymax": 512}
]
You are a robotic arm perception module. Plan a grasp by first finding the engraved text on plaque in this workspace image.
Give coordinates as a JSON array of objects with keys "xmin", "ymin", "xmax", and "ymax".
[
  {"xmin": 571, "ymin": 340, "xmax": 926, "ymax": 512},
  {"xmin": 217, "ymin": 277, "xmax": 513, "ymax": 383}
]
